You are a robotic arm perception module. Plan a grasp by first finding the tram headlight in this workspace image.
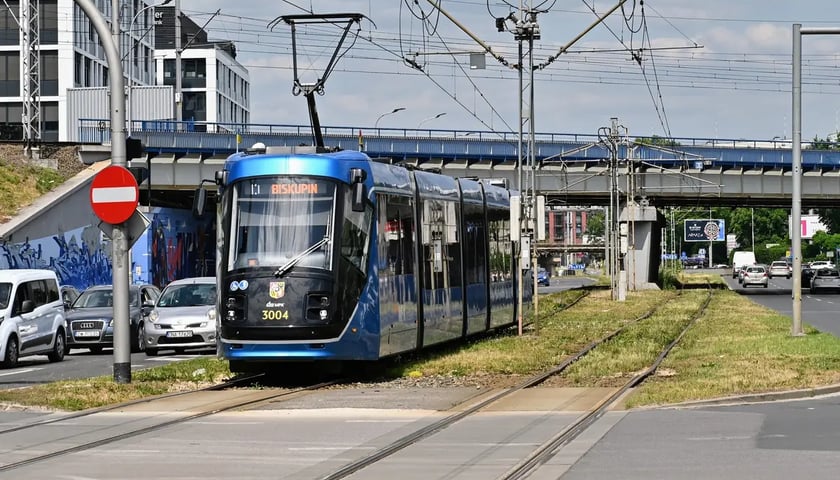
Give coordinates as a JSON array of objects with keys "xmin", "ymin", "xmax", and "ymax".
[{"xmin": 319, "ymin": 309, "xmax": 328, "ymax": 321}]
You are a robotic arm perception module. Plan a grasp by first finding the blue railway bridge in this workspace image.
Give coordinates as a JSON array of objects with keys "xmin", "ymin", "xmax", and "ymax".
[{"xmin": 75, "ymin": 120, "xmax": 840, "ymax": 209}]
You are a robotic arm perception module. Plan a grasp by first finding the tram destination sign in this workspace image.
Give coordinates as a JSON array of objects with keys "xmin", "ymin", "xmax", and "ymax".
[{"xmin": 684, "ymin": 219, "xmax": 726, "ymax": 242}]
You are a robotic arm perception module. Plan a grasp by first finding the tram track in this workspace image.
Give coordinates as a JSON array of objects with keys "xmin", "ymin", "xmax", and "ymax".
[
  {"xmin": 498, "ymin": 288, "xmax": 713, "ymax": 480},
  {"xmin": 0, "ymin": 373, "xmax": 264, "ymax": 436},
  {"xmin": 319, "ymin": 288, "xmax": 710, "ymax": 480},
  {"xmin": 0, "ymin": 376, "xmax": 341, "ymax": 473}
]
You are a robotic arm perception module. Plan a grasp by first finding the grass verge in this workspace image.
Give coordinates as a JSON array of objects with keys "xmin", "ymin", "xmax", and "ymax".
[
  {"xmin": 627, "ymin": 289, "xmax": 840, "ymax": 407},
  {"xmin": 0, "ymin": 357, "xmax": 231, "ymax": 411},
  {"xmin": 388, "ymin": 289, "xmax": 679, "ymax": 377},
  {"xmin": 3, "ymin": 277, "xmax": 840, "ymax": 411}
]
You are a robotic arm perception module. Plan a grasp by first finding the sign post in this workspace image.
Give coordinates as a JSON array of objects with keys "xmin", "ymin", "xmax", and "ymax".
[{"xmin": 77, "ymin": 0, "xmax": 130, "ymax": 383}]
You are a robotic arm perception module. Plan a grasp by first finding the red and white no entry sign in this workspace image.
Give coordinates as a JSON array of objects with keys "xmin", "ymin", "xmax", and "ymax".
[{"xmin": 90, "ymin": 165, "xmax": 139, "ymax": 225}]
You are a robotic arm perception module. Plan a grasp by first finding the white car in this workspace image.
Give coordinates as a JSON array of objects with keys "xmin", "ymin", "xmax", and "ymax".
[
  {"xmin": 768, "ymin": 261, "xmax": 791, "ymax": 279},
  {"xmin": 0, "ymin": 269, "xmax": 67, "ymax": 367},
  {"xmin": 143, "ymin": 277, "xmax": 217, "ymax": 356}
]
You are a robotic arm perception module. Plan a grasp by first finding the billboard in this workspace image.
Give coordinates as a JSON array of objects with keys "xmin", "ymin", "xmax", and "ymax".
[
  {"xmin": 788, "ymin": 214, "xmax": 827, "ymax": 240},
  {"xmin": 684, "ymin": 219, "xmax": 726, "ymax": 242}
]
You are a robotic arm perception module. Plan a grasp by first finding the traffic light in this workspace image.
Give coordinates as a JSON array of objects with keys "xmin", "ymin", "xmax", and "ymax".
[{"xmin": 126, "ymin": 137, "xmax": 144, "ymax": 159}]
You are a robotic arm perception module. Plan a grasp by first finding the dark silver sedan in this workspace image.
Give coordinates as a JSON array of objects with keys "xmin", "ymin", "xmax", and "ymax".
[
  {"xmin": 143, "ymin": 277, "xmax": 217, "ymax": 356},
  {"xmin": 810, "ymin": 268, "xmax": 840, "ymax": 294},
  {"xmin": 65, "ymin": 284, "xmax": 160, "ymax": 354}
]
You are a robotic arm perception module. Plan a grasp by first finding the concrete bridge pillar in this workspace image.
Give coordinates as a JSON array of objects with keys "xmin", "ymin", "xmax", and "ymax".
[{"xmin": 620, "ymin": 203, "xmax": 663, "ymax": 290}]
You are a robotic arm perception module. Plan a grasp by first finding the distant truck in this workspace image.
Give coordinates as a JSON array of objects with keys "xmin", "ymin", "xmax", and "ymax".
[{"xmin": 731, "ymin": 251, "xmax": 757, "ymax": 278}]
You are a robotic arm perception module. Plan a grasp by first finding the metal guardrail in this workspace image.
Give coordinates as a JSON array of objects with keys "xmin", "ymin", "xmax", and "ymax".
[{"xmin": 78, "ymin": 119, "xmax": 840, "ymax": 170}]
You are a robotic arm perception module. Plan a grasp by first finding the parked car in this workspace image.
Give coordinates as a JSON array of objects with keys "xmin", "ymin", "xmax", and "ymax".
[
  {"xmin": 732, "ymin": 251, "xmax": 757, "ymax": 279},
  {"xmin": 737, "ymin": 266, "xmax": 750, "ymax": 284},
  {"xmin": 808, "ymin": 260, "xmax": 835, "ymax": 270},
  {"xmin": 60, "ymin": 285, "xmax": 81, "ymax": 309},
  {"xmin": 537, "ymin": 269, "xmax": 550, "ymax": 286},
  {"xmin": 809, "ymin": 268, "xmax": 840, "ymax": 294},
  {"xmin": 801, "ymin": 265, "xmax": 816, "ymax": 289},
  {"xmin": 768, "ymin": 261, "xmax": 791, "ymax": 279},
  {"xmin": 64, "ymin": 284, "xmax": 160, "ymax": 354},
  {"xmin": 0, "ymin": 269, "xmax": 67, "ymax": 367},
  {"xmin": 741, "ymin": 265, "xmax": 768, "ymax": 288},
  {"xmin": 143, "ymin": 277, "xmax": 217, "ymax": 356}
]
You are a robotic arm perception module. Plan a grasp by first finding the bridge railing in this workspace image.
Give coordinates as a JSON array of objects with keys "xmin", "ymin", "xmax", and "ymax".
[{"xmin": 77, "ymin": 119, "xmax": 840, "ymax": 169}]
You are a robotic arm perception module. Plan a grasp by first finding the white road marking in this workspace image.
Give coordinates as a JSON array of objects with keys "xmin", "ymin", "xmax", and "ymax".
[{"xmin": 0, "ymin": 367, "xmax": 42, "ymax": 377}]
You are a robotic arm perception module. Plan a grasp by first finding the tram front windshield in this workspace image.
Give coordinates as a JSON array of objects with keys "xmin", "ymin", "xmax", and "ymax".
[{"xmin": 229, "ymin": 177, "xmax": 336, "ymax": 271}]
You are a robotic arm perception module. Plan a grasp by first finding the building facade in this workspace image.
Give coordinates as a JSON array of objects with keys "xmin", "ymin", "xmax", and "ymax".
[
  {"xmin": 153, "ymin": 6, "xmax": 249, "ymax": 130},
  {"xmin": 0, "ymin": 1, "xmax": 249, "ymax": 141}
]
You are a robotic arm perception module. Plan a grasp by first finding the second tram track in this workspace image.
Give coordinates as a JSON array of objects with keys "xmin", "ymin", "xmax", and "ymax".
[
  {"xmin": 0, "ymin": 377, "xmax": 341, "ymax": 473},
  {"xmin": 320, "ymin": 287, "xmax": 713, "ymax": 480}
]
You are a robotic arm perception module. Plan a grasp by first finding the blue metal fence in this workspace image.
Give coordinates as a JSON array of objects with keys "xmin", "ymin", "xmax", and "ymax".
[{"xmin": 78, "ymin": 119, "xmax": 840, "ymax": 170}]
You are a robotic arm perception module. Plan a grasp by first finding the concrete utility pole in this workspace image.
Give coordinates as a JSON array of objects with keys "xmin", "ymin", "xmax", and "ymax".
[
  {"xmin": 175, "ymin": 0, "xmax": 182, "ymax": 124},
  {"xmin": 423, "ymin": 0, "xmax": 628, "ymax": 328},
  {"xmin": 74, "ymin": 0, "xmax": 128, "ymax": 382},
  {"xmin": 791, "ymin": 25, "xmax": 840, "ymax": 337}
]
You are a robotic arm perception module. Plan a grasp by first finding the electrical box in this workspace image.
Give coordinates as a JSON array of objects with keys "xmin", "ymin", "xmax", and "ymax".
[
  {"xmin": 536, "ymin": 195, "xmax": 545, "ymax": 241},
  {"xmin": 509, "ymin": 195, "xmax": 521, "ymax": 242},
  {"xmin": 520, "ymin": 235, "xmax": 530, "ymax": 269}
]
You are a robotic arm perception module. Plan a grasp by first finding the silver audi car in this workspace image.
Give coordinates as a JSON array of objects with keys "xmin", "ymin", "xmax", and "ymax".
[{"xmin": 143, "ymin": 277, "xmax": 217, "ymax": 356}]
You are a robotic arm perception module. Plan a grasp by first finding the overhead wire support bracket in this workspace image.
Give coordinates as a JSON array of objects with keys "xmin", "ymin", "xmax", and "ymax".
[
  {"xmin": 424, "ymin": 0, "xmax": 514, "ymax": 69},
  {"xmin": 269, "ymin": 13, "xmax": 364, "ymax": 148},
  {"xmin": 536, "ymin": 0, "xmax": 628, "ymax": 70}
]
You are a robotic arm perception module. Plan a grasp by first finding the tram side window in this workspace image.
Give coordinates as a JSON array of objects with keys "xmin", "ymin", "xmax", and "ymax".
[
  {"xmin": 342, "ymin": 186, "xmax": 373, "ymax": 274},
  {"xmin": 378, "ymin": 194, "xmax": 415, "ymax": 276},
  {"xmin": 463, "ymin": 203, "xmax": 487, "ymax": 285},
  {"xmin": 420, "ymin": 199, "xmax": 461, "ymax": 289},
  {"xmin": 487, "ymin": 206, "xmax": 512, "ymax": 282}
]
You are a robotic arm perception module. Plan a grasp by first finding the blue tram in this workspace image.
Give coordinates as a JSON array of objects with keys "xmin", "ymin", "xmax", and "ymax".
[{"xmin": 198, "ymin": 145, "xmax": 531, "ymax": 372}]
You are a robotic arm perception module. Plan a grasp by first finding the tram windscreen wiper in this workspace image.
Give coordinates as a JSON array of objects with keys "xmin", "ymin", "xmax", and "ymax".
[{"xmin": 274, "ymin": 236, "xmax": 329, "ymax": 277}]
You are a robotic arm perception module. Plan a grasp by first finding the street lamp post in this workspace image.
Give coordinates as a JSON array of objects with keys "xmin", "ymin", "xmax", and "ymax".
[
  {"xmin": 417, "ymin": 112, "xmax": 446, "ymax": 129},
  {"xmin": 375, "ymin": 107, "xmax": 406, "ymax": 129},
  {"xmin": 126, "ymin": 0, "xmax": 172, "ymax": 135}
]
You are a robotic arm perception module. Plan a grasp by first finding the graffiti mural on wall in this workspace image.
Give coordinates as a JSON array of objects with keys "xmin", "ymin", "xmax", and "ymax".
[
  {"xmin": 0, "ymin": 225, "xmax": 112, "ymax": 290},
  {"xmin": 148, "ymin": 208, "xmax": 215, "ymax": 287},
  {"xmin": 1, "ymin": 208, "xmax": 214, "ymax": 290}
]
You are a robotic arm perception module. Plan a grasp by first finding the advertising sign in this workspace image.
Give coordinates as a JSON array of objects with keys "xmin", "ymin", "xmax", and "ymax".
[
  {"xmin": 789, "ymin": 214, "xmax": 827, "ymax": 240},
  {"xmin": 684, "ymin": 219, "xmax": 726, "ymax": 242}
]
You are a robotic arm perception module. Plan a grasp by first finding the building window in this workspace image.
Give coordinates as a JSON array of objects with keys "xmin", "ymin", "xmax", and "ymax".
[
  {"xmin": 0, "ymin": 1, "xmax": 19, "ymax": 46},
  {"xmin": 40, "ymin": 0, "xmax": 58, "ymax": 44},
  {"xmin": 42, "ymin": 102, "xmax": 58, "ymax": 141},
  {"xmin": 182, "ymin": 91, "xmax": 205, "ymax": 122},
  {"xmin": 41, "ymin": 51, "xmax": 59, "ymax": 96},
  {"xmin": 0, "ymin": 52, "xmax": 20, "ymax": 96},
  {"xmin": 0, "ymin": 102, "xmax": 23, "ymax": 140}
]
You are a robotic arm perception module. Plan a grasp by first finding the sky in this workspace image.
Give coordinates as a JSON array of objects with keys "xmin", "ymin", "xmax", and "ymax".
[{"xmin": 177, "ymin": 0, "xmax": 840, "ymax": 142}]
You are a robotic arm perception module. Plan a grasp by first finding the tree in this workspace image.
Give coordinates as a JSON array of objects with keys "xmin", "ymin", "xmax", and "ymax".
[
  {"xmin": 585, "ymin": 210, "xmax": 605, "ymax": 238},
  {"xmin": 635, "ymin": 135, "xmax": 681, "ymax": 147}
]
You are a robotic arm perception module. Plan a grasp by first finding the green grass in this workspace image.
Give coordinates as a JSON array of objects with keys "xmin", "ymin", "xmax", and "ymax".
[
  {"xmin": 0, "ymin": 357, "xmax": 232, "ymax": 411},
  {"xmin": 4, "ymin": 274, "xmax": 840, "ymax": 411},
  {"xmin": 627, "ymin": 290, "xmax": 840, "ymax": 407}
]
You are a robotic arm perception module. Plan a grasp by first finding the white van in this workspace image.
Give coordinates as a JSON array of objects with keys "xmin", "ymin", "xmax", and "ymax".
[
  {"xmin": 731, "ymin": 251, "xmax": 757, "ymax": 279},
  {"xmin": 0, "ymin": 269, "xmax": 67, "ymax": 368}
]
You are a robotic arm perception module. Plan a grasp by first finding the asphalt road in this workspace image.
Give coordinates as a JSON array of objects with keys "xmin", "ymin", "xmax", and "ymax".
[
  {"xmin": 0, "ymin": 277, "xmax": 590, "ymax": 390},
  {"xmin": 714, "ymin": 269, "xmax": 840, "ymax": 338},
  {"xmin": 0, "ymin": 348, "xmax": 214, "ymax": 390}
]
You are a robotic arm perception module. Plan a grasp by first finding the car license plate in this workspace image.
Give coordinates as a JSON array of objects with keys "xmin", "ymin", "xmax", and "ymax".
[
  {"xmin": 166, "ymin": 330, "xmax": 193, "ymax": 338},
  {"xmin": 74, "ymin": 331, "xmax": 99, "ymax": 337}
]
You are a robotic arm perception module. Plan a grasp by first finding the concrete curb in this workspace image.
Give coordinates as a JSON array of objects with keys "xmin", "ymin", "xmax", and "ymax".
[{"xmin": 652, "ymin": 382, "xmax": 840, "ymax": 409}]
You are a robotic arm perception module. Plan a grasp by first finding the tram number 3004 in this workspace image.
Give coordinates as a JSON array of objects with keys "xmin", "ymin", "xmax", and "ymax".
[{"xmin": 262, "ymin": 310, "xmax": 290, "ymax": 320}]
